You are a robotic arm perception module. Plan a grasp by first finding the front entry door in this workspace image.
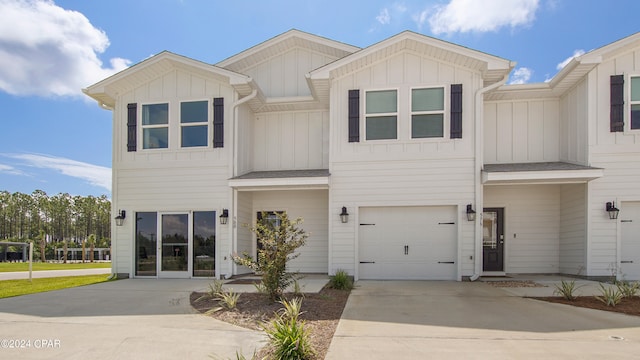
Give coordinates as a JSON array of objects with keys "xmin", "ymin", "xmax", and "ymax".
[
  {"xmin": 159, "ymin": 213, "xmax": 190, "ymax": 278},
  {"xmin": 483, "ymin": 208, "xmax": 504, "ymax": 272}
]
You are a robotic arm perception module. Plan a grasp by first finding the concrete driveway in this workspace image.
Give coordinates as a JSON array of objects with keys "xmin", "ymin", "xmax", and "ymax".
[
  {"xmin": 326, "ymin": 280, "xmax": 640, "ymax": 360},
  {"xmin": 0, "ymin": 279, "xmax": 264, "ymax": 359}
]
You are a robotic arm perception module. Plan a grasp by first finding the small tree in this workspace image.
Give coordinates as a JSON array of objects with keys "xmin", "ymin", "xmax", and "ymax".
[
  {"xmin": 233, "ymin": 212, "xmax": 308, "ymax": 301},
  {"xmin": 38, "ymin": 230, "xmax": 46, "ymax": 262},
  {"xmin": 88, "ymin": 234, "xmax": 96, "ymax": 262}
]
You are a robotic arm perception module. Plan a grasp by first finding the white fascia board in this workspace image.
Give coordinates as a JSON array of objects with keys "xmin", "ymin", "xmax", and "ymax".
[
  {"xmin": 482, "ymin": 168, "xmax": 604, "ymax": 185},
  {"xmin": 228, "ymin": 176, "xmax": 330, "ymax": 189}
]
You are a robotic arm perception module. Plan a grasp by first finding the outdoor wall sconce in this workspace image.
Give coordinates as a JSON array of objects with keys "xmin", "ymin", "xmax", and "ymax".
[
  {"xmin": 606, "ymin": 202, "xmax": 619, "ymax": 220},
  {"xmin": 340, "ymin": 206, "xmax": 349, "ymax": 223},
  {"xmin": 114, "ymin": 210, "xmax": 126, "ymax": 226},
  {"xmin": 219, "ymin": 209, "xmax": 229, "ymax": 225},
  {"xmin": 466, "ymin": 204, "xmax": 476, "ymax": 222}
]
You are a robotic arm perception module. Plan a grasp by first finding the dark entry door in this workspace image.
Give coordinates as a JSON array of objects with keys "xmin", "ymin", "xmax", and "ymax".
[{"xmin": 483, "ymin": 208, "xmax": 504, "ymax": 272}]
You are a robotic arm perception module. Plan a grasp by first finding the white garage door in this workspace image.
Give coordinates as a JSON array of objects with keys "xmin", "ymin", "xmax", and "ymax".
[
  {"xmin": 358, "ymin": 206, "xmax": 457, "ymax": 280},
  {"xmin": 621, "ymin": 202, "xmax": 640, "ymax": 280}
]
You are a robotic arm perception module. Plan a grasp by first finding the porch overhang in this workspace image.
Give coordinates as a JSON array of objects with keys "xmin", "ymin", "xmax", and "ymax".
[
  {"xmin": 229, "ymin": 169, "xmax": 330, "ymax": 191},
  {"xmin": 482, "ymin": 162, "xmax": 604, "ymax": 185}
]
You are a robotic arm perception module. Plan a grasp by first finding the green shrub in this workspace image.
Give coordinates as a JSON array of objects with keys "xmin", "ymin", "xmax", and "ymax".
[
  {"xmin": 329, "ymin": 269, "xmax": 353, "ymax": 290},
  {"xmin": 262, "ymin": 298, "xmax": 314, "ymax": 360},
  {"xmin": 553, "ymin": 279, "xmax": 582, "ymax": 300},
  {"xmin": 196, "ymin": 280, "xmax": 225, "ymax": 303},
  {"xmin": 233, "ymin": 212, "xmax": 309, "ymax": 301},
  {"xmin": 615, "ymin": 280, "xmax": 640, "ymax": 298},
  {"xmin": 596, "ymin": 283, "xmax": 623, "ymax": 307}
]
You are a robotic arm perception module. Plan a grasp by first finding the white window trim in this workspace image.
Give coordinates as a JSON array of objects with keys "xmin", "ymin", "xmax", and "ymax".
[
  {"xmin": 628, "ymin": 74, "xmax": 640, "ymax": 132},
  {"xmin": 179, "ymin": 99, "xmax": 211, "ymax": 148},
  {"xmin": 409, "ymin": 85, "xmax": 448, "ymax": 140},
  {"xmin": 363, "ymin": 88, "xmax": 400, "ymax": 142},
  {"xmin": 140, "ymin": 102, "xmax": 170, "ymax": 150}
]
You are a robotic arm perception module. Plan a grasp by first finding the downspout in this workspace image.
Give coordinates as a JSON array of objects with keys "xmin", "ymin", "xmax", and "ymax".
[
  {"xmin": 228, "ymin": 89, "xmax": 257, "ymax": 278},
  {"xmin": 469, "ymin": 72, "xmax": 510, "ymax": 282}
]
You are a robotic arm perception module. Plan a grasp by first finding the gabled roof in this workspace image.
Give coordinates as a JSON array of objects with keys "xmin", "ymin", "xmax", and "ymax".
[
  {"xmin": 486, "ymin": 32, "xmax": 640, "ymax": 101},
  {"xmin": 306, "ymin": 31, "xmax": 514, "ymax": 105},
  {"xmin": 216, "ymin": 29, "xmax": 360, "ymax": 72},
  {"xmin": 308, "ymin": 30, "xmax": 514, "ymax": 83},
  {"xmin": 83, "ymin": 51, "xmax": 252, "ymax": 108}
]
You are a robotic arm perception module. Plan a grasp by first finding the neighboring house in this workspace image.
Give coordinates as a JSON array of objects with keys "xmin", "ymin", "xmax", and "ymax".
[{"xmin": 84, "ymin": 29, "xmax": 640, "ymax": 281}]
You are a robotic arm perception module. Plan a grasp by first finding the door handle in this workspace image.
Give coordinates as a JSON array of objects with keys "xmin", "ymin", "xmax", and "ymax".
[
  {"xmin": 404, "ymin": 245, "xmax": 409, "ymax": 255},
  {"xmin": 621, "ymin": 261, "xmax": 634, "ymax": 264}
]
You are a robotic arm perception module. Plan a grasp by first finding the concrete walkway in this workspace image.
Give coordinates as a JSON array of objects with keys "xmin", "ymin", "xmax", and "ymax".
[
  {"xmin": 0, "ymin": 279, "xmax": 265, "ymax": 359},
  {"xmin": 0, "ymin": 267, "xmax": 111, "ymax": 280},
  {"xmin": 326, "ymin": 280, "xmax": 640, "ymax": 360}
]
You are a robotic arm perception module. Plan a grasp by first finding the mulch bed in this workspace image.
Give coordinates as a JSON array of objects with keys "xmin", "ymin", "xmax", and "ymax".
[
  {"xmin": 531, "ymin": 296, "xmax": 640, "ymax": 316},
  {"xmin": 191, "ymin": 286, "xmax": 350, "ymax": 360}
]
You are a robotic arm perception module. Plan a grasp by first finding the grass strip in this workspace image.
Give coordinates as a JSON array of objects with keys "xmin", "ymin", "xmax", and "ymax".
[
  {"xmin": 0, "ymin": 262, "xmax": 111, "ymax": 272},
  {"xmin": 0, "ymin": 274, "xmax": 113, "ymax": 299}
]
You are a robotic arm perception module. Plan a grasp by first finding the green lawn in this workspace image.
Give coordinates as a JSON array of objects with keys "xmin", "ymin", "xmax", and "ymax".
[
  {"xmin": 0, "ymin": 262, "xmax": 111, "ymax": 272},
  {"xmin": 0, "ymin": 274, "xmax": 113, "ymax": 299}
]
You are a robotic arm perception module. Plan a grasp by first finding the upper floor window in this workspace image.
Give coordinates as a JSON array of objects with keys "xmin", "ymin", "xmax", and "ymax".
[
  {"xmin": 631, "ymin": 76, "xmax": 640, "ymax": 130},
  {"xmin": 365, "ymin": 90, "xmax": 397, "ymax": 140},
  {"xmin": 411, "ymin": 87, "xmax": 444, "ymax": 138},
  {"xmin": 181, "ymin": 101, "xmax": 208, "ymax": 147},
  {"xmin": 142, "ymin": 103, "xmax": 168, "ymax": 149}
]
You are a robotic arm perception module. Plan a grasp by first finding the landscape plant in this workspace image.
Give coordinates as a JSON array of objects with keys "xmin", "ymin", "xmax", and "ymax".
[
  {"xmin": 262, "ymin": 298, "xmax": 315, "ymax": 360},
  {"xmin": 233, "ymin": 212, "xmax": 308, "ymax": 301},
  {"xmin": 615, "ymin": 280, "xmax": 640, "ymax": 298},
  {"xmin": 596, "ymin": 283, "xmax": 623, "ymax": 307},
  {"xmin": 553, "ymin": 279, "xmax": 583, "ymax": 300},
  {"xmin": 328, "ymin": 269, "xmax": 353, "ymax": 290}
]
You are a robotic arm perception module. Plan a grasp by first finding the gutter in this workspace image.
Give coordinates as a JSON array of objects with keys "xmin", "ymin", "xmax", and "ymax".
[
  {"xmin": 470, "ymin": 73, "xmax": 510, "ymax": 282},
  {"xmin": 228, "ymin": 88, "xmax": 258, "ymax": 278}
]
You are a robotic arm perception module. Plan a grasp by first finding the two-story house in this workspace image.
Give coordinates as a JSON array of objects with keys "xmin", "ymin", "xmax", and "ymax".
[{"xmin": 84, "ymin": 29, "xmax": 640, "ymax": 282}]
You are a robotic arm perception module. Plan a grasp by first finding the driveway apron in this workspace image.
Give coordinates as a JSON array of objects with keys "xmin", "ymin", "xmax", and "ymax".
[
  {"xmin": 0, "ymin": 279, "xmax": 264, "ymax": 359},
  {"xmin": 326, "ymin": 280, "xmax": 640, "ymax": 360}
]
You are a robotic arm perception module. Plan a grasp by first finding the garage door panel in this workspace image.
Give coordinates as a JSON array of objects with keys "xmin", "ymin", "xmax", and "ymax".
[
  {"xmin": 621, "ymin": 202, "xmax": 640, "ymax": 280},
  {"xmin": 358, "ymin": 206, "xmax": 457, "ymax": 280}
]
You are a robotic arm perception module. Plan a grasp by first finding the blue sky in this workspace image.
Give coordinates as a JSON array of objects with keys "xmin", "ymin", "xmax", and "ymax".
[{"xmin": 0, "ymin": 0, "xmax": 639, "ymax": 197}]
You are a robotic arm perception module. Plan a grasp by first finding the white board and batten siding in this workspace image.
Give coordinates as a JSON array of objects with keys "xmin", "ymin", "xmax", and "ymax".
[
  {"xmin": 329, "ymin": 159, "xmax": 476, "ymax": 279},
  {"xmin": 112, "ymin": 68, "xmax": 235, "ymax": 276},
  {"xmin": 586, "ymin": 54, "xmax": 640, "ymax": 277},
  {"xmin": 251, "ymin": 110, "xmax": 329, "ymax": 171},
  {"xmin": 484, "ymin": 99, "xmax": 561, "ymax": 164},
  {"xmin": 251, "ymin": 190, "xmax": 329, "ymax": 273},
  {"xmin": 484, "ymin": 185, "xmax": 562, "ymax": 274},
  {"xmin": 327, "ymin": 47, "xmax": 482, "ymax": 279},
  {"xmin": 559, "ymin": 184, "xmax": 587, "ymax": 275}
]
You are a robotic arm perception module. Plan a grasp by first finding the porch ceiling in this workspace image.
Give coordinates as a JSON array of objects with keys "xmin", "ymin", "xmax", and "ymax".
[
  {"xmin": 482, "ymin": 162, "xmax": 603, "ymax": 185},
  {"xmin": 229, "ymin": 169, "xmax": 330, "ymax": 191}
]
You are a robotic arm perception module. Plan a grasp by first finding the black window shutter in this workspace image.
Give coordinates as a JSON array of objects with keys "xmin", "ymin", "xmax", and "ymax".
[
  {"xmin": 127, "ymin": 103, "xmax": 137, "ymax": 152},
  {"xmin": 213, "ymin": 97, "xmax": 224, "ymax": 148},
  {"xmin": 450, "ymin": 84, "xmax": 463, "ymax": 139},
  {"xmin": 610, "ymin": 75, "xmax": 624, "ymax": 132},
  {"xmin": 348, "ymin": 90, "xmax": 360, "ymax": 142}
]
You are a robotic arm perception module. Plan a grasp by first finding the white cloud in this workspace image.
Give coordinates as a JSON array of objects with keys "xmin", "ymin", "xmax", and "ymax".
[
  {"xmin": 0, "ymin": 0, "xmax": 130, "ymax": 97},
  {"xmin": 509, "ymin": 67, "xmax": 533, "ymax": 84},
  {"xmin": 556, "ymin": 49, "xmax": 585, "ymax": 70},
  {"xmin": 374, "ymin": 2, "xmax": 408, "ymax": 27},
  {"xmin": 7, "ymin": 153, "xmax": 111, "ymax": 192},
  {"xmin": 376, "ymin": 8, "xmax": 391, "ymax": 25},
  {"xmin": 428, "ymin": 0, "xmax": 539, "ymax": 35},
  {"xmin": 0, "ymin": 163, "xmax": 29, "ymax": 176}
]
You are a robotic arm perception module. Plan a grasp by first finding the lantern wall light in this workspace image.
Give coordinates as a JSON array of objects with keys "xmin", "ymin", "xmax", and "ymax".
[
  {"xmin": 466, "ymin": 204, "xmax": 476, "ymax": 222},
  {"xmin": 606, "ymin": 201, "xmax": 619, "ymax": 220},
  {"xmin": 219, "ymin": 209, "xmax": 229, "ymax": 224},
  {"xmin": 340, "ymin": 206, "xmax": 349, "ymax": 223},
  {"xmin": 115, "ymin": 210, "xmax": 126, "ymax": 226}
]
